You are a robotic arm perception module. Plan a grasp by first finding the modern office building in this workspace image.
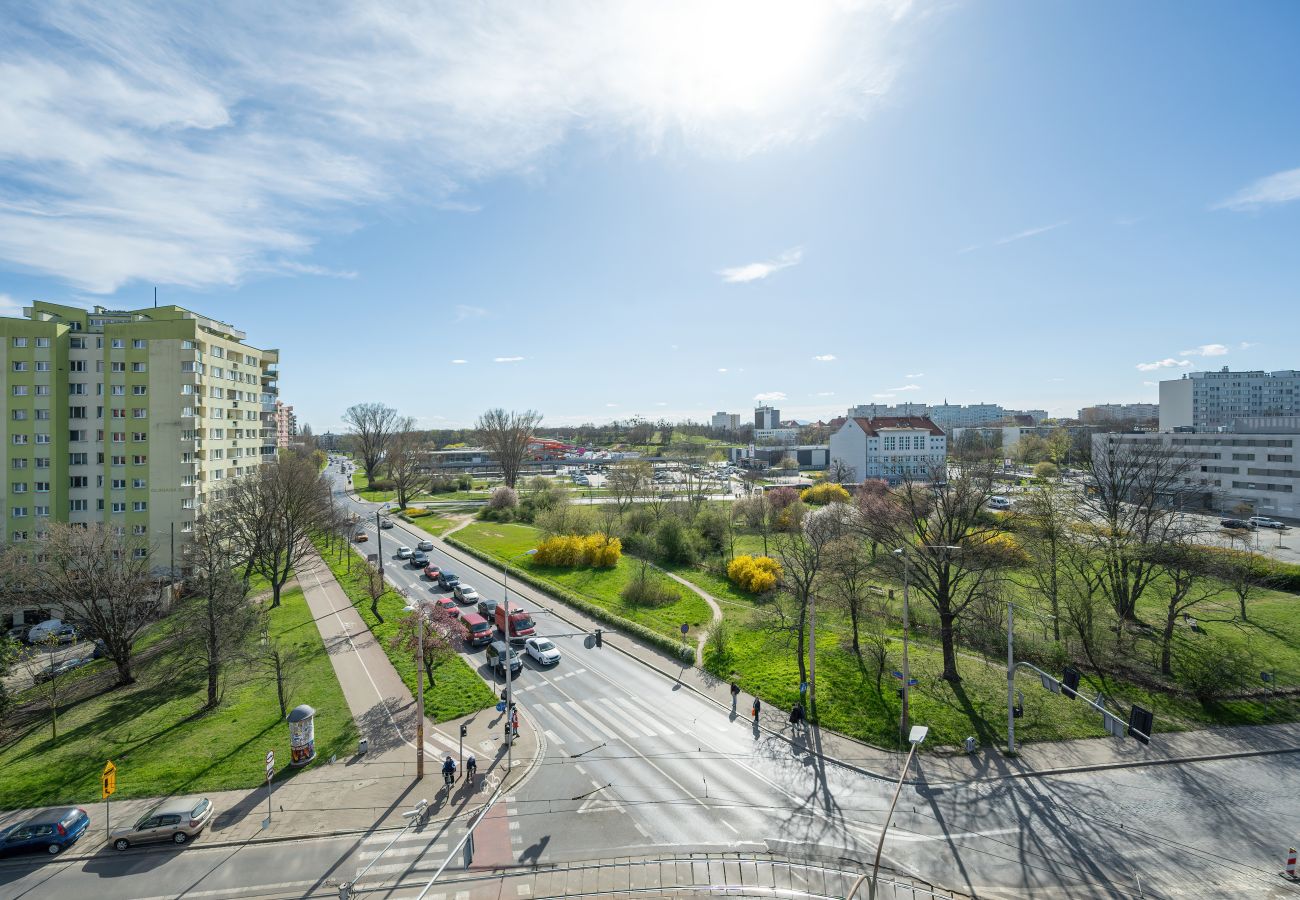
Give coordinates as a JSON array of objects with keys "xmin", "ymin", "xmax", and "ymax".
[
  {"xmin": 754, "ymin": 405, "xmax": 781, "ymax": 430},
  {"xmin": 1078, "ymin": 403, "xmax": 1159, "ymax": 424},
  {"xmin": 1160, "ymin": 369, "xmax": 1300, "ymax": 431},
  {"xmin": 1, "ymin": 301, "xmax": 280, "ymax": 574},
  {"xmin": 711, "ymin": 411, "xmax": 741, "ymax": 431},
  {"xmin": 847, "ymin": 401, "xmax": 929, "ymax": 419},
  {"xmin": 753, "ymin": 427, "xmax": 800, "ymax": 444},
  {"xmin": 829, "ymin": 416, "xmax": 947, "ymax": 483}
]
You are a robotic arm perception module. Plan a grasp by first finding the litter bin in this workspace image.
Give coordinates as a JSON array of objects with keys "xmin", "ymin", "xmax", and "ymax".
[
  {"xmin": 288, "ymin": 704, "xmax": 317, "ymax": 766},
  {"xmin": 359, "ymin": 737, "xmax": 369, "ymax": 755},
  {"xmin": 964, "ymin": 736, "xmax": 977, "ymax": 754}
]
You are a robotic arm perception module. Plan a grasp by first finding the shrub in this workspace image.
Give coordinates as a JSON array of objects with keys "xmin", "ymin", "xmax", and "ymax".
[
  {"xmin": 1174, "ymin": 636, "xmax": 1254, "ymax": 701},
  {"xmin": 533, "ymin": 534, "xmax": 621, "ymax": 568},
  {"xmin": 727, "ymin": 554, "xmax": 781, "ymax": 593},
  {"xmin": 367, "ymin": 477, "xmax": 396, "ymax": 492},
  {"xmin": 705, "ymin": 620, "xmax": 731, "ymax": 663},
  {"xmin": 620, "ymin": 572, "xmax": 681, "ymax": 607},
  {"xmin": 1033, "ymin": 461, "xmax": 1060, "ymax": 480},
  {"xmin": 476, "ymin": 506, "xmax": 516, "ymax": 523},
  {"xmin": 768, "ymin": 486, "xmax": 799, "ymax": 511},
  {"xmin": 489, "ymin": 486, "xmax": 519, "ymax": 510},
  {"xmin": 655, "ymin": 517, "xmax": 699, "ymax": 565},
  {"xmin": 694, "ymin": 507, "xmax": 729, "ymax": 553},
  {"xmin": 801, "ymin": 482, "xmax": 851, "ymax": 506},
  {"xmin": 774, "ymin": 499, "xmax": 806, "ymax": 531}
]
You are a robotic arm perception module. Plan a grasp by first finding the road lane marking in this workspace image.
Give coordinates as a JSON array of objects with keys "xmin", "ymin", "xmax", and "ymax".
[
  {"xmin": 723, "ymin": 820, "xmax": 739, "ymax": 834},
  {"xmin": 543, "ymin": 728, "xmax": 564, "ymax": 745},
  {"xmin": 591, "ymin": 696, "xmax": 660, "ymax": 739},
  {"xmin": 560, "ymin": 700, "xmax": 621, "ymax": 742},
  {"xmin": 543, "ymin": 701, "xmax": 606, "ymax": 744}
]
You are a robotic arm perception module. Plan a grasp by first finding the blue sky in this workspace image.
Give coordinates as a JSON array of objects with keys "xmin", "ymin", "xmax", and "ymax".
[{"xmin": 1, "ymin": 1, "xmax": 1298, "ymax": 431}]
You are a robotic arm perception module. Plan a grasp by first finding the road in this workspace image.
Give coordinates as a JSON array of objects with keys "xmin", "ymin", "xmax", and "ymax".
[{"xmin": 4, "ymin": 465, "xmax": 1298, "ymax": 899}]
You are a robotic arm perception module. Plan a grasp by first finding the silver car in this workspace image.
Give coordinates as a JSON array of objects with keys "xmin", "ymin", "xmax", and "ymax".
[{"xmin": 112, "ymin": 796, "xmax": 214, "ymax": 850}]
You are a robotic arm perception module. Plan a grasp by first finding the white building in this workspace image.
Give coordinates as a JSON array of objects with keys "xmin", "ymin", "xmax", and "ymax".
[
  {"xmin": 1160, "ymin": 369, "xmax": 1300, "ymax": 431},
  {"xmin": 847, "ymin": 401, "xmax": 929, "ymax": 418},
  {"xmin": 829, "ymin": 416, "xmax": 947, "ymax": 483},
  {"xmin": 927, "ymin": 403, "xmax": 1005, "ymax": 430},
  {"xmin": 711, "ymin": 411, "xmax": 741, "ymax": 431},
  {"xmin": 754, "ymin": 427, "xmax": 800, "ymax": 444},
  {"xmin": 1079, "ymin": 403, "xmax": 1159, "ymax": 424}
]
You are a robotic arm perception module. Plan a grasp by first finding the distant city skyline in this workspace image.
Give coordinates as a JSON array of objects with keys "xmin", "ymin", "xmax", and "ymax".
[{"xmin": 1, "ymin": 2, "xmax": 1297, "ymax": 432}]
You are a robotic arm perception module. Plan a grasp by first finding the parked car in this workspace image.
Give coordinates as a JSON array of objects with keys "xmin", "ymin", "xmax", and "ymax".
[
  {"xmin": 476, "ymin": 598, "xmax": 498, "ymax": 619},
  {"xmin": 6, "ymin": 625, "xmax": 29, "ymax": 644},
  {"xmin": 34, "ymin": 656, "xmax": 93, "ymax": 683},
  {"xmin": 1220, "ymin": 518, "xmax": 1256, "ymax": 530},
  {"xmin": 437, "ymin": 570, "xmax": 460, "ymax": 590},
  {"xmin": 112, "ymin": 796, "xmax": 214, "ymax": 850},
  {"xmin": 416, "ymin": 540, "xmax": 434, "ymax": 551},
  {"xmin": 453, "ymin": 583, "xmax": 479, "ymax": 604},
  {"xmin": 423, "ymin": 563, "xmax": 442, "ymax": 580},
  {"xmin": 525, "ymin": 636, "xmax": 561, "ymax": 665},
  {"xmin": 459, "ymin": 612, "xmax": 493, "ymax": 647},
  {"xmin": 396, "ymin": 546, "xmax": 413, "ymax": 559},
  {"xmin": 485, "ymin": 640, "xmax": 523, "ymax": 676},
  {"xmin": 354, "ymin": 531, "xmax": 368, "ymax": 542},
  {"xmin": 987, "ymin": 496, "xmax": 1012, "ymax": 510},
  {"xmin": 27, "ymin": 620, "xmax": 76, "ymax": 644},
  {"xmin": 1248, "ymin": 516, "xmax": 1285, "ymax": 529},
  {"xmin": 0, "ymin": 807, "xmax": 90, "ymax": 856},
  {"xmin": 379, "ymin": 518, "xmax": 394, "ymax": 529},
  {"xmin": 433, "ymin": 596, "xmax": 458, "ymax": 617}
]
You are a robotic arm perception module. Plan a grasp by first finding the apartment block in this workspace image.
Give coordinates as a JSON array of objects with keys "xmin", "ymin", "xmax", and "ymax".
[
  {"xmin": 1079, "ymin": 403, "xmax": 1159, "ymax": 424},
  {"xmin": 274, "ymin": 400, "xmax": 298, "ymax": 448},
  {"xmin": 1, "ymin": 301, "xmax": 280, "ymax": 574},
  {"xmin": 711, "ymin": 411, "xmax": 741, "ymax": 431},
  {"xmin": 1160, "ymin": 368, "xmax": 1300, "ymax": 431}
]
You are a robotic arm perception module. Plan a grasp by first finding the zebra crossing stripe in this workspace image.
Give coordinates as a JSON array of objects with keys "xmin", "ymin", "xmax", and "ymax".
[
  {"xmin": 591, "ymin": 697, "xmax": 660, "ymax": 739},
  {"xmin": 543, "ymin": 701, "xmax": 606, "ymax": 743}
]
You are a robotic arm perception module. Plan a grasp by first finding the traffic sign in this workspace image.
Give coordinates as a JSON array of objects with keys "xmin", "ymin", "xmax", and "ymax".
[
  {"xmin": 891, "ymin": 671, "xmax": 903, "ymax": 679},
  {"xmin": 265, "ymin": 749, "xmax": 275, "ymax": 780},
  {"xmin": 101, "ymin": 761, "xmax": 117, "ymax": 799},
  {"xmin": 906, "ymin": 679, "xmax": 918, "ymax": 686},
  {"xmin": 680, "ymin": 623, "xmax": 689, "ymax": 635}
]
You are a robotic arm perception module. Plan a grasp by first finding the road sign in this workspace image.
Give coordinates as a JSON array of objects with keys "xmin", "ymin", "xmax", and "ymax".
[
  {"xmin": 680, "ymin": 623, "xmax": 689, "ymax": 635},
  {"xmin": 101, "ymin": 761, "xmax": 117, "ymax": 799},
  {"xmin": 265, "ymin": 749, "xmax": 275, "ymax": 780},
  {"xmin": 891, "ymin": 671, "xmax": 903, "ymax": 679},
  {"xmin": 906, "ymin": 678, "xmax": 918, "ymax": 686}
]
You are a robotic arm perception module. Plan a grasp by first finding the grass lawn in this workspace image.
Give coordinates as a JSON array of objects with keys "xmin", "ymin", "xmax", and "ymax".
[
  {"xmin": 313, "ymin": 537, "xmax": 496, "ymax": 721},
  {"xmin": 398, "ymin": 509, "xmax": 462, "ymax": 536},
  {"xmin": 454, "ymin": 522, "xmax": 712, "ymax": 643},
  {"xmin": 0, "ymin": 587, "xmax": 357, "ymax": 808}
]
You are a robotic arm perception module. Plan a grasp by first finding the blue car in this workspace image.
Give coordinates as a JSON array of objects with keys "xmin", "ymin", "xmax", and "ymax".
[
  {"xmin": 0, "ymin": 807, "xmax": 90, "ymax": 856},
  {"xmin": 437, "ymin": 571, "xmax": 459, "ymax": 590}
]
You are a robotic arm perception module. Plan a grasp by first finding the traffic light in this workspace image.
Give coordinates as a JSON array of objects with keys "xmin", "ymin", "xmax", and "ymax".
[
  {"xmin": 1127, "ymin": 705, "xmax": 1153, "ymax": 745},
  {"xmin": 460, "ymin": 723, "xmax": 468, "ymax": 739},
  {"xmin": 1062, "ymin": 666, "xmax": 1081, "ymax": 700},
  {"xmin": 594, "ymin": 628, "xmax": 603, "ymax": 648}
]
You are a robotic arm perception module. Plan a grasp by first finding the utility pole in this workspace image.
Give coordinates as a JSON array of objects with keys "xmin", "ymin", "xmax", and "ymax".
[
  {"xmin": 415, "ymin": 596, "xmax": 424, "ymax": 779},
  {"xmin": 374, "ymin": 510, "xmax": 384, "ymax": 578},
  {"xmin": 1007, "ymin": 599, "xmax": 1016, "ymax": 754},
  {"xmin": 807, "ymin": 592, "xmax": 816, "ymax": 717}
]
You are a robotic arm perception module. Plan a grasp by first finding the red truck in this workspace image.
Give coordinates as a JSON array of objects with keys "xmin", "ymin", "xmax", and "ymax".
[{"xmin": 494, "ymin": 602, "xmax": 535, "ymax": 643}]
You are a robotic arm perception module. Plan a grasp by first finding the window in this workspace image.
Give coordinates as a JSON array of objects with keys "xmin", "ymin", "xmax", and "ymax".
[
  {"xmin": 111, "ymin": 479, "xmax": 126, "ymax": 489},
  {"xmin": 11, "ymin": 507, "xmax": 28, "ymax": 518},
  {"xmin": 133, "ymin": 339, "xmax": 146, "ymax": 349},
  {"xmin": 132, "ymin": 408, "xmax": 147, "ymax": 419},
  {"xmin": 11, "ymin": 434, "xmax": 28, "ymax": 445},
  {"xmin": 11, "ymin": 337, "xmax": 27, "ymax": 348},
  {"xmin": 12, "ymin": 361, "xmax": 27, "ymax": 372},
  {"xmin": 11, "ymin": 409, "xmax": 27, "ymax": 421},
  {"xmin": 132, "ymin": 432, "xmax": 147, "ymax": 442},
  {"xmin": 133, "ymin": 548, "xmax": 149, "ymax": 559},
  {"xmin": 12, "ymin": 385, "xmax": 28, "ymax": 396},
  {"xmin": 69, "ymin": 383, "xmax": 85, "ymax": 395},
  {"xmin": 12, "ymin": 483, "xmax": 27, "ymax": 493},
  {"xmin": 70, "ymin": 337, "xmax": 85, "ymax": 349},
  {"xmin": 34, "ymin": 506, "xmax": 49, "ymax": 517},
  {"xmin": 133, "ymin": 501, "xmax": 147, "ymax": 512},
  {"xmin": 132, "ymin": 524, "xmax": 147, "ymax": 536},
  {"xmin": 111, "ymin": 502, "xmax": 126, "ymax": 513},
  {"xmin": 133, "ymin": 455, "xmax": 147, "ymax": 465},
  {"xmin": 70, "ymin": 499, "xmax": 88, "ymax": 512},
  {"xmin": 35, "ymin": 408, "xmax": 49, "ymax": 420},
  {"xmin": 35, "ymin": 361, "xmax": 50, "ymax": 371},
  {"xmin": 69, "ymin": 360, "xmax": 86, "ymax": 372},
  {"xmin": 35, "ymin": 457, "xmax": 49, "ymax": 468},
  {"xmin": 132, "ymin": 362, "xmax": 146, "ymax": 373},
  {"xmin": 111, "ymin": 338, "xmax": 124, "ymax": 349},
  {"xmin": 111, "ymin": 408, "xmax": 125, "ymax": 418},
  {"xmin": 69, "ymin": 406, "xmax": 86, "ymax": 419},
  {"xmin": 181, "ymin": 383, "xmax": 193, "ymax": 394},
  {"xmin": 111, "ymin": 455, "xmax": 126, "ymax": 466},
  {"xmin": 35, "ymin": 433, "xmax": 50, "ymax": 444},
  {"xmin": 182, "ymin": 340, "xmax": 195, "ymax": 350},
  {"xmin": 10, "ymin": 458, "xmax": 26, "ymax": 469},
  {"xmin": 70, "ymin": 476, "xmax": 89, "ymax": 488},
  {"xmin": 35, "ymin": 337, "xmax": 49, "ymax": 348},
  {"xmin": 34, "ymin": 385, "xmax": 49, "ymax": 396},
  {"xmin": 133, "ymin": 385, "xmax": 147, "ymax": 395},
  {"xmin": 68, "ymin": 429, "xmax": 86, "ymax": 442},
  {"xmin": 111, "ymin": 361, "xmax": 125, "ymax": 373},
  {"xmin": 35, "ymin": 482, "xmax": 48, "ymax": 492},
  {"xmin": 69, "ymin": 452, "xmax": 87, "ymax": 465}
]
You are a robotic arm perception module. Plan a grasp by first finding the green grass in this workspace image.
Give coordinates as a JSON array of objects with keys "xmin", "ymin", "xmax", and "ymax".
[
  {"xmin": 398, "ymin": 509, "xmax": 461, "ymax": 536},
  {"xmin": 0, "ymin": 587, "xmax": 357, "ymax": 807},
  {"xmin": 313, "ymin": 537, "xmax": 496, "ymax": 721},
  {"xmin": 455, "ymin": 523, "xmax": 713, "ymax": 643}
]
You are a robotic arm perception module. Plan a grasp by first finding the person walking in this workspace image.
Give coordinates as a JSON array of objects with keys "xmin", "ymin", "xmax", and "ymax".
[
  {"xmin": 790, "ymin": 701, "xmax": 805, "ymax": 731},
  {"xmin": 510, "ymin": 705, "xmax": 520, "ymax": 738},
  {"xmin": 751, "ymin": 697, "xmax": 762, "ymax": 724},
  {"xmin": 730, "ymin": 682, "xmax": 741, "ymax": 710}
]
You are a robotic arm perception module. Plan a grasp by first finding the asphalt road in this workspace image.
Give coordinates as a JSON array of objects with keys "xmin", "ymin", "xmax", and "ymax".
[{"xmin": 5, "ymin": 467, "xmax": 1297, "ymax": 898}]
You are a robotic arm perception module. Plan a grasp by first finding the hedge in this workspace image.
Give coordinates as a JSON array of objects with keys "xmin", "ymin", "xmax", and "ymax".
[{"xmin": 446, "ymin": 536, "xmax": 694, "ymax": 661}]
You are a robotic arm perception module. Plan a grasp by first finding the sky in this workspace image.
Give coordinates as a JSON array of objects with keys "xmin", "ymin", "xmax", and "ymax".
[{"xmin": 1, "ymin": 1, "xmax": 1298, "ymax": 432}]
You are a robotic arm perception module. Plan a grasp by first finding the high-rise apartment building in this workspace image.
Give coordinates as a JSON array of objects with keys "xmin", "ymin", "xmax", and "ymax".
[
  {"xmin": 274, "ymin": 401, "xmax": 298, "ymax": 448},
  {"xmin": 1, "ymin": 301, "xmax": 280, "ymax": 573},
  {"xmin": 1160, "ymin": 369, "xmax": 1300, "ymax": 431},
  {"xmin": 1078, "ymin": 403, "xmax": 1159, "ymax": 424},
  {"xmin": 754, "ymin": 405, "xmax": 781, "ymax": 430},
  {"xmin": 711, "ymin": 411, "xmax": 741, "ymax": 432}
]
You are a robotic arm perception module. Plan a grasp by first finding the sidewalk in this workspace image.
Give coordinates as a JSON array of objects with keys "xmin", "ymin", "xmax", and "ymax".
[
  {"xmin": 407, "ymin": 513, "xmax": 1300, "ymax": 786},
  {"xmin": 0, "ymin": 550, "xmax": 542, "ymax": 862}
]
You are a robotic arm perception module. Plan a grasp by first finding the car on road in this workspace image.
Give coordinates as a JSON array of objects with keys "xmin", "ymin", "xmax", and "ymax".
[
  {"xmin": 459, "ymin": 612, "xmax": 493, "ymax": 647},
  {"xmin": 437, "ymin": 570, "xmax": 460, "ymax": 590},
  {"xmin": 6, "ymin": 624, "xmax": 29, "ymax": 644},
  {"xmin": 396, "ymin": 546, "xmax": 413, "ymax": 559},
  {"xmin": 112, "ymin": 796, "xmax": 214, "ymax": 851},
  {"xmin": 423, "ymin": 563, "xmax": 441, "ymax": 580},
  {"xmin": 1248, "ymin": 516, "xmax": 1286, "ymax": 529},
  {"xmin": 1220, "ymin": 518, "xmax": 1256, "ymax": 530},
  {"xmin": 416, "ymin": 540, "xmax": 434, "ymax": 551},
  {"xmin": 476, "ymin": 598, "xmax": 498, "ymax": 619},
  {"xmin": 433, "ymin": 596, "xmax": 458, "ymax": 616},
  {"xmin": 486, "ymin": 640, "xmax": 522, "ymax": 676},
  {"xmin": 34, "ymin": 656, "xmax": 93, "ymax": 683},
  {"xmin": 0, "ymin": 807, "xmax": 90, "ymax": 857},
  {"xmin": 453, "ymin": 583, "xmax": 479, "ymax": 604},
  {"xmin": 524, "ymin": 637, "xmax": 561, "ymax": 665},
  {"xmin": 410, "ymin": 551, "xmax": 429, "ymax": 567},
  {"xmin": 354, "ymin": 531, "xmax": 368, "ymax": 542},
  {"xmin": 988, "ymin": 496, "xmax": 1012, "ymax": 510},
  {"xmin": 379, "ymin": 518, "xmax": 394, "ymax": 529}
]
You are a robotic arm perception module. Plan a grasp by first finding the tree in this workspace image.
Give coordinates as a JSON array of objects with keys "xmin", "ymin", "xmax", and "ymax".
[
  {"xmin": 16, "ymin": 523, "xmax": 159, "ymax": 686},
  {"xmin": 18, "ymin": 633, "xmax": 73, "ymax": 739},
  {"xmin": 365, "ymin": 561, "xmax": 388, "ymax": 624},
  {"xmin": 391, "ymin": 603, "xmax": 457, "ymax": 688},
  {"xmin": 1143, "ymin": 538, "xmax": 1224, "ymax": 676},
  {"xmin": 1032, "ymin": 460, "xmax": 1059, "ymax": 480},
  {"xmin": 231, "ymin": 454, "xmax": 333, "ymax": 607},
  {"xmin": 608, "ymin": 460, "xmax": 652, "ymax": 514},
  {"xmin": 477, "ymin": 408, "xmax": 542, "ymax": 489},
  {"xmin": 1017, "ymin": 480, "xmax": 1073, "ymax": 641},
  {"xmin": 386, "ymin": 418, "xmax": 426, "ymax": 509},
  {"xmin": 826, "ymin": 457, "xmax": 855, "ymax": 484},
  {"xmin": 187, "ymin": 511, "xmax": 263, "ymax": 709},
  {"xmin": 1215, "ymin": 536, "xmax": 1268, "ymax": 622},
  {"xmin": 0, "ymin": 634, "xmax": 18, "ymax": 722},
  {"xmin": 343, "ymin": 402, "xmax": 400, "ymax": 486},
  {"xmin": 858, "ymin": 468, "xmax": 1015, "ymax": 682},
  {"xmin": 260, "ymin": 632, "xmax": 303, "ymax": 720}
]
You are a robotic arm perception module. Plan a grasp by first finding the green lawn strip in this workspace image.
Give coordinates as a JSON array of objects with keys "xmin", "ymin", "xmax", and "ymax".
[
  {"xmin": 451, "ymin": 523, "xmax": 711, "ymax": 644},
  {"xmin": 397, "ymin": 510, "xmax": 459, "ymax": 536},
  {"xmin": 660, "ymin": 562, "xmax": 765, "ymax": 627},
  {"xmin": 0, "ymin": 587, "xmax": 356, "ymax": 808},
  {"xmin": 311, "ymin": 537, "xmax": 496, "ymax": 721}
]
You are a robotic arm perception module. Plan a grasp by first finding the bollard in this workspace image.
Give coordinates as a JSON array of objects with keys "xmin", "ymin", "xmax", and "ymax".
[{"xmin": 1286, "ymin": 847, "xmax": 1297, "ymax": 879}]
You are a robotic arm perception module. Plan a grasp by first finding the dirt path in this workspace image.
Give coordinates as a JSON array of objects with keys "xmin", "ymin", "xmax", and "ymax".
[{"xmin": 658, "ymin": 568, "xmax": 723, "ymax": 664}]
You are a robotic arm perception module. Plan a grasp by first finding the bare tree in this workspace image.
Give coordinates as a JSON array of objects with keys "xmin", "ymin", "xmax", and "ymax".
[
  {"xmin": 231, "ymin": 455, "xmax": 333, "ymax": 607},
  {"xmin": 365, "ymin": 561, "xmax": 388, "ymax": 624},
  {"xmin": 386, "ymin": 417, "xmax": 426, "ymax": 508},
  {"xmin": 1216, "ymin": 534, "xmax": 1268, "ymax": 622},
  {"xmin": 608, "ymin": 460, "xmax": 652, "ymax": 514},
  {"xmin": 858, "ymin": 468, "xmax": 1017, "ymax": 682},
  {"xmin": 260, "ymin": 633, "xmax": 303, "ymax": 720},
  {"xmin": 1016, "ymin": 479, "xmax": 1073, "ymax": 642},
  {"xmin": 476, "ymin": 408, "xmax": 542, "ymax": 489},
  {"xmin": 17, "ymin": 523, "xmax": 158, "ymax": 686},
  {"xmin": 826, "ymin": 457, "xmax": 855, "ymax": 485},
  {"xmin": 1144, "ymin": 537, "xmax": 1225, "ymax": 676},
  {"xmin": 187, "ymin": 510, "xmax": 263, "ymax": 709},
  {"xmin": 18, "ymin": 633, "xmax": 72, "ymax": 739},
  {"xmin": 343, "ymin": 402, "xmax": 400, "ymax": 486}
]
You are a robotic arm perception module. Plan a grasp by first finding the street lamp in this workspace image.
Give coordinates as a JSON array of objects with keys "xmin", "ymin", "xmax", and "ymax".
[
  {"xmin": 860, "ymin": 724, "xmax": 929, "ymax": 897},
  {"xmin": 892, "ymin": 546, "xmax": 960, "ymax": 744},
  {"xmin": 502, "ymin": 548, "xmax": 537, "ymax": 776}
]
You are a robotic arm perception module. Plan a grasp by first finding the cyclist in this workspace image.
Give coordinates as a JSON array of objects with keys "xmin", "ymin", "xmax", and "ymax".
[
  {"xmin": 441, "ymin": 755, "xmax": 456, "ymax": 786},
  {"xmin": 465, "ymin": 753, "xmax": 478, "ymax": 785}
]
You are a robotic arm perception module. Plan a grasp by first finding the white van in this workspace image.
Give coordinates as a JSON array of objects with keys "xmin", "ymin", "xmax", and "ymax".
[
  {"xmin": 988, "ymin": 496, "xmax": 1012, "ymax": 510},
  {"xmin": 27, "ymin": 619, "xmax": 73, "ymax": 644}
]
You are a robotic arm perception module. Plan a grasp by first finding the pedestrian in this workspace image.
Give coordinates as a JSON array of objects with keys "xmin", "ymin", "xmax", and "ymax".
[
  {"xmin": 790, "ymin": 701, "xmax": 805, "ymax": 730},
  {"xmin": 511, "ymin": 706, "xmax": 520, "ymax": 738},
  {"xmin": 730, "ymin": 682, "xmax": 740, "ymax": 709},
  {"xmin": 751, "ymin": 697, "xmax": 761, "ymax": 723}
]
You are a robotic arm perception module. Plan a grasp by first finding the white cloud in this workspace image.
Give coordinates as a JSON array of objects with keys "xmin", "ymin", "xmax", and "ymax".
[
  {"xmin": 813, "ymin": 391, "xmax": 836, "ymax": 397},
  {"xmin": 454, "ymin": 304, "xmax": 489, "ymax": 321},
  {"xmin": 605, "ymin": 403, "xmax": 618, "ymax": 407},
  {"xmin": 1217, "ymin": 167, "xmax": 1300, "ymax": 211},
  {"xmin": 960, "ymin": 221, "xmax": 1069, "ymax": 254},
  {"xmin": 493, "ymin": 356, "xmax": 524, "ymax": 363},
  {"xmin": 1179, "ymin": 343, "xmax": 1229, "ymax": 357},
  {"xmin": 0, "ymin": 2, "xmax": 913, "ymax": 292},
  {"xmin": 717, "ymin": 368, "xmax": 729, "ymax": 373},
  {"xmin": 450, "ymin": 359, "xmax": 468, "ymax": 365},
  {"xmin": 1239, "ymin": 341, "xmax": 1257, "ymax": 350},
  {"xmin": 1136, "ymin": 358, "xmax": 1193, "ymax": 372},
  {"xmin": 811, "ymin": 354, "xmax": 836, "ymax": 362},
  {"xmin": 0, "ymin": 293, "xmax": 25, "ymax": 317},
  {"xmin": 753, "ymin": 391, "xmax": 786, "ymax": 403},
  {"xmin": 888, "ymin": 384, "xmax": 921, "ymax": 392},
  {"xmin": 654, "ymin": 401, "xmax": 668, "ymax": 407},
  {"xmin": 904, "ymin": 372, "xmax": 924, "ymax": 379},
  {"xmin": 718, "ymin": 247, "xmax": 803, "ymax": 284},
  {"xmin": 872, "ymin": 393, "xmax": 895, "ymax": 399}
]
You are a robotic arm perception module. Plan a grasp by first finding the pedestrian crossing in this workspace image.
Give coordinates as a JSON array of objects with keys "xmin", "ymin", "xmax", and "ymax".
[
  {"xmin": 352, "ymin": 796, "xmax": 520, "ymax": 881},
  {"xmin": 530, "ymin": 696, "xmax": 721, "ymax": 746}
]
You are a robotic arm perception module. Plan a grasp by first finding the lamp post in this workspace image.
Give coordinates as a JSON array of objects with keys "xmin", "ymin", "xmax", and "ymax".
[
  {"xmin": 892, "ymin": 546, "xmax": 960, "ymax": 744},
  {"xmin": 859, "ymin": 724, "xmax": 928, "ymax": 898},
  {"xmin": 1003, "ymin": 599, "xmax": 1054, "ymax": 754},
  {"xmin": 502, "ymin": 548, "xmax": 537, "ymax": 777}
]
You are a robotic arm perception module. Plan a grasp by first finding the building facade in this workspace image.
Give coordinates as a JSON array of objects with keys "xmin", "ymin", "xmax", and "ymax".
[
  {"xmin": 1, "ymin": 301, "xmax": 279, "ymax": 575},
  {"xmin": 1079, "ymin": 403, "xmax": 1159, "ymax": 424},
  {"xmin": 711, "ymin": 411, "xmax": 741, "ymax": 431},
  {"xmin": 829, "ymin": 416, "xmax": 947, "ymax": 483},
  {"xmin": 1160, "ymin": 369, "xmax": 1300, "ymax": 431},
  {"xmin": 274, "ymin": 401, "xmax": 297, "ymax": 449},
  {"xmin": 754, "ymin": 405, "xmax": 781, "ymax": 430},
  {"xmin": 847, "ymin": 401, "xmax": 929, "ymax": 419}
]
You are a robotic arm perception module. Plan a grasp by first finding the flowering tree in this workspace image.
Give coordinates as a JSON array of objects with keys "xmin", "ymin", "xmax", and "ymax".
[{"xmin": 390, "ymin": 602, "xmax": 458, "ymax": 687}]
